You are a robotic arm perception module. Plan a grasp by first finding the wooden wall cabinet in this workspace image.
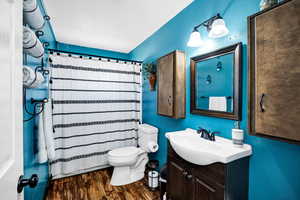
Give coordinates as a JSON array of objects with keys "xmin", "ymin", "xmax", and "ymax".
[
  {"xmin": 167, "ymin": 144, "xmax": 249, "ymax": 200},
  {"xmin": 157, "ymin": 50, "xmax": 186, "ymax": 119},
  {"xmin": 248, "ymin": 0, "xmax": 300, "ymax": 144}
]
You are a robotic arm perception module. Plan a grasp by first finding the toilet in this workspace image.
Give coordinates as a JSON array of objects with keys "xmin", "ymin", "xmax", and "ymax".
[{"xmin": 108, "ymin": 124, "xmax": 159, "ymax": 186}]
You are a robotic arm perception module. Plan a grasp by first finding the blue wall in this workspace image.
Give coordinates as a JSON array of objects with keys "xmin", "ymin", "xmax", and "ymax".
[
  {"xmin": 129, "ymin": 0, "xmax": 300, "ymax": 199},
  {"xmin": 23, "ymin": 1, "xmax": 56, "ymax": 199}
]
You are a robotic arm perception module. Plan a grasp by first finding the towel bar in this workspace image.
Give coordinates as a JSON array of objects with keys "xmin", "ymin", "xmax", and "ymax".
[
  {"xmin": 31, "ymin": 98, "xmax": 48, "ymax": 104},
  {"xmin": 200, "ymin": 96, "xmax": 232, "ymax": 99}
]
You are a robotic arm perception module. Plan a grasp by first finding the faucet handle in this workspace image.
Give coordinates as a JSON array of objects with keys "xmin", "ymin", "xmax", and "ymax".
[
  {"xmin": 210, "ymin": 131, "xmax": 220, "ymax": 141},
  {"xmin": 197, "ymin": 126, "xmax": 203, "ymax": 134}
]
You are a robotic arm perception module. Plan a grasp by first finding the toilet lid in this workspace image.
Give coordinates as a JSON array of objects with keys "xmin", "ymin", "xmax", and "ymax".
[{"xmin": 108, "ymin": 146, "xmax": 139, "ymax": 157}]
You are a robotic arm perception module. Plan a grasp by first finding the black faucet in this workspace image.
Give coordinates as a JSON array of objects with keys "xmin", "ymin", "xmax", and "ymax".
[{"xmin": 197, "ymin": 127, "xmax": 219, "ymax": 141}]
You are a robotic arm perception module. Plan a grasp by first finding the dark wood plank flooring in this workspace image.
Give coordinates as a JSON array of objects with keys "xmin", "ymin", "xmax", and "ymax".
[{"xmin": 45, "ymin": 168, "xmax": 160, "ymax": 200}]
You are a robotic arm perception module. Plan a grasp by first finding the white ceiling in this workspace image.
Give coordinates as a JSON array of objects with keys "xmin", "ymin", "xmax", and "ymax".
[{"xmin": 43, "ymin": 0, "xmax": 194, "ymax": 53}]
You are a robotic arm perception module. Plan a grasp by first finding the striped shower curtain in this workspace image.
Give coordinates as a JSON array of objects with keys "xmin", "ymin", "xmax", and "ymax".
[{"xmin": 49, "ymin": 54, "xmax": 141, "ymax": 179}]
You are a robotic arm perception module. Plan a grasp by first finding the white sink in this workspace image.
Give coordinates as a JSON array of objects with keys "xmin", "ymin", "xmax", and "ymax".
[{"xmin": 166, "ymin": 128, "xmax": 252, "ymax": 165}]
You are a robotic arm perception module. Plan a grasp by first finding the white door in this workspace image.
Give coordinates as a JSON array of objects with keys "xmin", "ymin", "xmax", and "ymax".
[{"xmin": 0, "ymin": 0, "xmax": 23, "ymax": 199}]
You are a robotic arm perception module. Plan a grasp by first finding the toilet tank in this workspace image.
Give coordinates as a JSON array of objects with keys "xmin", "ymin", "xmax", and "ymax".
[{"xmin": 138, "ymin": 124, "xmax": 158, "ymax": 152}]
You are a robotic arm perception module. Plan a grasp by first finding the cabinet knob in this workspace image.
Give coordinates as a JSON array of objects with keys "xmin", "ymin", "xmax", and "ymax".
[
  {"xmin": 182, "ymin": 171, "xmax": 188, "ymax": 177},
  {"xmin": 186, "ymin": 174, "xmax": 193, "ymax": 179}
]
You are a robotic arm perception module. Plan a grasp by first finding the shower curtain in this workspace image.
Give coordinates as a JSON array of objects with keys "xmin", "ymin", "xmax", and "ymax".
[{"xmin": 49, "ymin": 54, "xmax": 141, "ymax": 179}]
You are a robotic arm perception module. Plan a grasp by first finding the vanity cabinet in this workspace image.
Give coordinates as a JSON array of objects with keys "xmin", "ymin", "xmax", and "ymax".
[
  {"xmin": 168, "ymin": 160, "xmax": 194, "ymax": 200},
  {"xmin": 167, "ymin": 144, "xmax": 249, "ymax": 200},
  {"xmin": 157, "ymin": 50, "xmax": 186, "ymax": 119}
]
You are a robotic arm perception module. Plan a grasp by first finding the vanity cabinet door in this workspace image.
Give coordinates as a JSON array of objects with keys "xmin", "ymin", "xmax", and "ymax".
[
  {"xmin": 193, "ymin": 177, "xmax": 219, "ymax": 200},
  {"xmin": 192, "ymin": 164, "xmax": 225, "ymax": 200},
  {"xmin": 167, "ymin": 160, "xmax": 193, "ymax": 200}
]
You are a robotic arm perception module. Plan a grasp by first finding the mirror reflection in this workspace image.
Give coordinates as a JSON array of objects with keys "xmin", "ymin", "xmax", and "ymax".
[{"xmin": 195, "ymin": 53, "xmax": 234, "ymax": 112}]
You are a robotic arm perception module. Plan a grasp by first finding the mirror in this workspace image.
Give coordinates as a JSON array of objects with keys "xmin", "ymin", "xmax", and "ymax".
[{"xmin": 190, "ymin": 43, "xmax": 242, "ymax": 120}]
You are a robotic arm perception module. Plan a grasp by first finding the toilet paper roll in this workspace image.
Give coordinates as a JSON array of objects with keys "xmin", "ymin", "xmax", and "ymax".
[
  {"xmin": 147, "ymin": 141, "xmax": 159, "ymax": 152},
  {"xmin": 23, "ymin": 66, "xmax": 45, "ymax": 88},
  {"xmin": 23, "ymin": 0, "xmax": 45, "ymax": 30},
  {"xmin": 30, "ymin": 71, "xmax": 44, "ymax": 88},
  {"xmin": 23, "ymin": 66, "xmax": 35, "ymax": 85},
  {"xmin": 23, "ymin": 26, "xmax": 44, "ymax": 58}
]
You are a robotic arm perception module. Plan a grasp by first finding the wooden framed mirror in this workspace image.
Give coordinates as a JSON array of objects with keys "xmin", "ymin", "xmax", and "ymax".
[{"xmin": 190, "ymin": 43, "xmax": 242, "ymax": 120}]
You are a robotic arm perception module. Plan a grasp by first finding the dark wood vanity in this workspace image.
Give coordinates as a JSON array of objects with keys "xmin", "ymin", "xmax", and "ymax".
[{"xmin": 167, "ymin": 144, "xmax": 250, "ymax": 200}]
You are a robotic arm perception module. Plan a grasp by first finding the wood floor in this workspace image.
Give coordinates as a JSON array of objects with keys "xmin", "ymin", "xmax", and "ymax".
[{"xmin": 45, "ymin": 168, "xmax": 160, "ymax": 200}]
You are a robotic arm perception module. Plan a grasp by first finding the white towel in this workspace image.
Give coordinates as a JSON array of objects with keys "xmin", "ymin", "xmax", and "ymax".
[
  {"xmin": 23, "ymin": 66, "xmax": 35, "ymax": 85},
  {"xmin": 43, "ymin": 98, "xmax": 55, "ymax": 161},
  {"xmin": 37, "ymin": 100, "xmax": 55, "ymax": 163},
  {"xmin": 209, "ymin": 96, "xmax": 227, "ymax": 112},
  {"xmin": 23, "ymin": 26, "xmax": 44, "ymax": 58},
  {"xmin": 30, "ymin": 71, "xmax": 44, "ymax": 88},
  {"xmin": 23, "ymin": 0, "xmax": 45, "ymax": 30},
  {"xmin": 37, "ymin": 109, "xmax": 47, "ymax": 163},
  {"xmin": 23, "ymin": 66, "xmax": 45, "ymax": 88}
]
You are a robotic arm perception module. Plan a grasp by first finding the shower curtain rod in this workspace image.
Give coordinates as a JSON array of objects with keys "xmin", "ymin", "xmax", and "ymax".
[{"xmin": 47, "ymin": 49, "xmax": 143, "ymax": 64}]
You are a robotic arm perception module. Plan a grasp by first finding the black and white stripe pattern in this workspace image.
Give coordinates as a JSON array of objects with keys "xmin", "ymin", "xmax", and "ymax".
[{"xmin": 49, "ymin": 54, "xmax": 141, "ymax": 179}]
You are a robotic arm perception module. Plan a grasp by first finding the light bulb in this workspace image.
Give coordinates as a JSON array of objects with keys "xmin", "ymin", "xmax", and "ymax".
[
  {"xmin": 208, "ymin": 18, "xmax": 229, "ymax": 38},
  {"xmin": 187, "ymin": 30, "xmax": 203, "ymax": 47}
]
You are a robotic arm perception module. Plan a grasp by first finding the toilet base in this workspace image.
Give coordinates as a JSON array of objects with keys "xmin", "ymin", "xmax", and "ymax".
[
  {"xmin": 110, "ymin": 153, "xmax": 149, "ymax": 186},
  {"xmin": 110, "ymin": 166, "xmax": 132, "ymax": 186}
]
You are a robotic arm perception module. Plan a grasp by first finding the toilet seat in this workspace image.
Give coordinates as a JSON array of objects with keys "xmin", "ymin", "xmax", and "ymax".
[
  {"xmin": 108, "ymin": 146, "xmax": 139, "ymax": 166},
  {"xmin": 108, "ymin": 146, "xmax": 139, "ymax": 157}
]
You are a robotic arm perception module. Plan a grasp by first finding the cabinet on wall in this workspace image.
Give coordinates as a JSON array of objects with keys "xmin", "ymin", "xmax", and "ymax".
[
  {"xmin": 248, "ymin": 0, "xmax": 300, "ymax": 144},
  {"xmin": 167, "ymin": 144, "xmax": 249, "ymax": 200},
  {"xmin": 157, "ymin": 50, "xmax": 186, "ymax": 119}
]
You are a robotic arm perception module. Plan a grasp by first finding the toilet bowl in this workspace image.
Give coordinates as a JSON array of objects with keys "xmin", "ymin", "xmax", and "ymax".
[
  {"xmin": 108, "ymin": 124, "xmax": 158, "ymax": 186},
  {"xmin": 108, "ymin": 147, "xmax": 149, "ymax": 186}
]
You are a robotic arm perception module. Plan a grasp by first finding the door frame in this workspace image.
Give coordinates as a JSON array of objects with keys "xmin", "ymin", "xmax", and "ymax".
[{"xmin": 0, "ymin": 0, "xmax": 23, "ymax": 199}]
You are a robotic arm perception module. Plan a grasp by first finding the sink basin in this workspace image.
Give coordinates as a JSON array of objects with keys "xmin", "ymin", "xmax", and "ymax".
[{"xmin": 166, "ymin": 128, "xmax": 252, "ymax": 165}]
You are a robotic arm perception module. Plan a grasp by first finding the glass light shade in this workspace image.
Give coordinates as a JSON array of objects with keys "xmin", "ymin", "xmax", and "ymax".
[
  {"xmin": 187, "ymin": 31, "xmax": 203, "ymax": 47},
  {"xmin": 208, "ymin": 18, "xmax": 229, "ymax": 38}
]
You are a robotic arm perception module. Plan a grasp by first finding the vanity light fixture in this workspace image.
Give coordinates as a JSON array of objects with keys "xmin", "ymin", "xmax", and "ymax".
[
  {"xmin": 187, "ymin": 13, "xmax": 229, "ymax": 47},
  {"xmin": 187, "ymin": 28, "xmax": 203, "ymax": 47}
]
